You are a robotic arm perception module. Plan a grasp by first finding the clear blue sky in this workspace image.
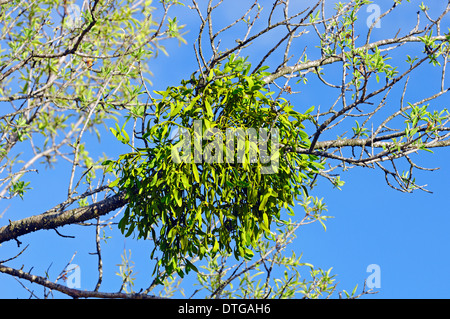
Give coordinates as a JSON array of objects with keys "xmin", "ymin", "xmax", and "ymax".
[{"xmin": 1, "ymin": 0, "xmax": 450, "ymax": 299}]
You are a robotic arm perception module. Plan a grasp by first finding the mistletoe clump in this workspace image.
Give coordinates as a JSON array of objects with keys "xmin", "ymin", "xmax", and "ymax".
[{"xmin": 106, "ymin": 56, "xmax": 322, "ymax": 278}]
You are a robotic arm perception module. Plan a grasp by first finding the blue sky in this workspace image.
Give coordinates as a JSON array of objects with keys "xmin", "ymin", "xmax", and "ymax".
[{"xmin": 1, "ymin": 0, "xmax": 450, "ymax": 299}]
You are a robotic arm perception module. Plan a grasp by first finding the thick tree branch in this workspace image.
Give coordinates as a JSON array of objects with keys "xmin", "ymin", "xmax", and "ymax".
[{"xmin": 0, "ymin": 191, "xmax": 128, "ymax": 244}]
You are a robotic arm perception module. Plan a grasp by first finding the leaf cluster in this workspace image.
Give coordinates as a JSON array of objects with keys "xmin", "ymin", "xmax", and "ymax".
[{"xmin": 106, "ymin": 56, "xmax": 322, "ymax": 278}]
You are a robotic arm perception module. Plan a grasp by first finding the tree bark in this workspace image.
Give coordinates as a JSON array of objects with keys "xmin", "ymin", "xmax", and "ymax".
[
  {"xmin": 0, "ymin": 263, "xmax": 162, "ymax": 299},
  {"xmin": 0, "ymin": 191, "xmax": 128, "ymax": 244}
]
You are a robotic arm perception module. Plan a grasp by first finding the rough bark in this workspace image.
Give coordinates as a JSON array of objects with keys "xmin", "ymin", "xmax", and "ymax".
[{"xmin": 0, "ymin": 191, "xmax": 128, "ymax": 245}]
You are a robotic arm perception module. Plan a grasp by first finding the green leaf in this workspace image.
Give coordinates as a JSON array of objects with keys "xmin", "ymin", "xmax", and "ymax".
[
  {"xmin": 185, "ymin": 95, "xmax": 200, "ymax": 112},
  {"xmin": 212, "ymin": 238, "xmax": 219, "ymax": 254},
  {"xmin": 184, "ymin": 259, "xmax": 198, "ymax": 273},
  {"xmin": 246, "ymin": 76, "xmax": 254, "ymax": 89},
  {"xmin": 259, "ymin": 192, "xmax": 271, "ymax": 210},
  {"xmin": 304, "ymin": 105, "xmax": 315, "ymax": 114},
  {"xmin": 109, "ymin": 178, "xmax": 120, "ymax": 188},
  {"xmin": 351, "ymin": 284, "xmax": 358, "ymax": 296},
  {"xmin": 125, "ymin": 223, "xmax": 135, "ymax": 237},
  {"xmin": 204, "ymin": 100, "xmax": 214, "ymax": 119},
  {"xmin": 261, "ymin": 212, "xmax": 270, "ymax": 232},
  {"xmin": 181, "ymin": 173, "xmax": 189, "ymax": 189},
  {"xmin": 174, "ymin": 189, "xmax": 182, "ymax": 206},
  {"xmin": 192, "ymin": 164, "xmax": 200, "ymax": 183},
  {"xmin": 170, "ymin": 101, "xmax": 184, "ymax": 118}
]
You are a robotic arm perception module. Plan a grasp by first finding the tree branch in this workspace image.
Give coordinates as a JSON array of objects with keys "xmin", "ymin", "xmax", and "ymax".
[
  {"xmin": 263, "ymin": 35, "xmax": 449, "ymax": 84},
  {"xmin": 0, "ymin": 191, "xmax": 128, "ymax": 244},
  {"xmin": 0, "ymin": 264, "xmax": 163, "ymax": 299}
]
